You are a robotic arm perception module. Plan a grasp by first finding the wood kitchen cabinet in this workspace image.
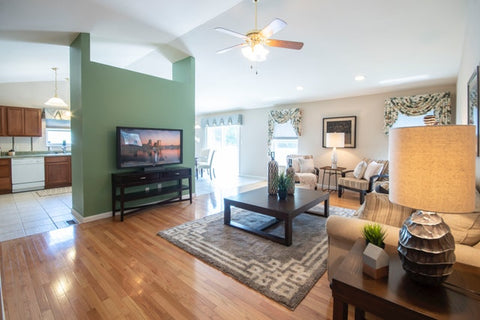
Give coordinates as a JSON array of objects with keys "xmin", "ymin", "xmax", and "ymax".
[
  {"xmin": 24, "ymin": 108, "xmax": 42, "ymax": 136},
  {"xmin": 0, "ymin": 158, "xmax": 12, "ymax": 194},
  {"xmin": 45, "ymin": 156, "xmax": 71, "ymax": 189},
  {"xmin": 4, "ymin": 106, "xmax": 42, "ymax": 137},
  {"xmin": 0, "ymin": 106, "xmax": 6, "ymax": 136}
]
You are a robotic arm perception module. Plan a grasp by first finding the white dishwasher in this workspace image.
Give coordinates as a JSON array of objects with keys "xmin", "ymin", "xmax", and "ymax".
[{"xmin": 11, "ymin": 157, "xmax": 45, "ymax": 192}]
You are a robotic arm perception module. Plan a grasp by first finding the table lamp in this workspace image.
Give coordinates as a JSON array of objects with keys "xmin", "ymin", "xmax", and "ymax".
[
  {"xmin": 326, "ymin": 132, "xmax": 345, "ymax": 169},
  {"xmin": 389, "ymin": 125, "xmax": 476, "ymax": 285}
]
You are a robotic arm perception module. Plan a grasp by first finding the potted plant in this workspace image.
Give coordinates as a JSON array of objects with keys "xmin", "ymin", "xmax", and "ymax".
[
  {"xmin": 362, "ymin": 223, "xmax": 389, "ymax": 279},
  {"xmin": 362, "ymin": 223, "xmax": 386, "ymax": 249},
  {"xmin": 275, "ymin": 172, "xmax": 291, "ymax": 200}
]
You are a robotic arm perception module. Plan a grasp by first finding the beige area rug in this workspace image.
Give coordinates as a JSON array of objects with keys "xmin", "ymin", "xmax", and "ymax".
[
  {"xmin": 36, "ymin": 186, "xmax": 72, "ymax": 197},
  {"xmin": 158, "ymin": 204, "xmax": 355, "ymax": 310}
]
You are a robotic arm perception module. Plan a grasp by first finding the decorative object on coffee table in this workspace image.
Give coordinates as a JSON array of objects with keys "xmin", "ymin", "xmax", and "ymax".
[
  {"xmin": 267, "ymin": 152, "xmax": 278, "ymax": 195},
  {"xmin": 275, "ymin": 172, "xmax": 291, "ymax": 200},
  {"xmin": 362, "ymin": 223, "xmax": 389, "ymax": 279},
  {"xmin": 286, "ymin": 162, "xmax": 295, "ymax": 195},
  {"xmin": 389, "ymin": 125, "xmax": 476, "ymax": 285},
  {"xmin": 325, "ymin": 132, "xmax": 344, "ymax": 169}
]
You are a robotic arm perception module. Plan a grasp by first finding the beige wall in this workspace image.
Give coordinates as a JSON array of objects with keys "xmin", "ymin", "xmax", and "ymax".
[
  {"xmin": 197, "ymin": 83, "xmax": 456, "ymax": 181},
  {"xmin": 456, "ymin": 0, "xmax": 480, "ymax": 185}
]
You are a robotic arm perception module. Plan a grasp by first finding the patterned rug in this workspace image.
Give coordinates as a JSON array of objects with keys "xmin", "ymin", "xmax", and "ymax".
[
  {"xmin": 36, "ymin": 186, "xmax": 72, "ymax": 197},
  {"xmin": 158, "ymin": 204, "xmax": 355, "ymax": 310}
]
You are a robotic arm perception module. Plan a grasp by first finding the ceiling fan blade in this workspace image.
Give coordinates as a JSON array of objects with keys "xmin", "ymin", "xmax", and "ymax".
[
  {"xmin": 216, "ymin": 43, "xmax": 246, "ymax": 54},
  {"xmin": 266, "ymin": 39, "xmax": 304, "ymax": 50},
  {"xmin": 215, "ymin": 27, "xmax": 247, "ymax": 40},
  {"xmin": 260, "ymin": 18, "xmax": 287, "ymax": 38}
]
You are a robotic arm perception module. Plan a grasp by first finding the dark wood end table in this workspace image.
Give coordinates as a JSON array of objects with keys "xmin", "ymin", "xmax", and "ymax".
[
  {"xmin": 331, "ymin": 239, "xmax": 480, "ymax": 320},
  {"xmin": 223, "ymin": 187, "xmax": 329, "ymax": 246},
  {"xmin": 320, "ymin": 166, "xmax": 346, "ymax": 191}
]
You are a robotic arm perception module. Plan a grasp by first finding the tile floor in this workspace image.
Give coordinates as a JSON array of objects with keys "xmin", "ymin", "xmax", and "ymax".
[{"xmin": 0, "ymin": 189, "xmax": 75, "ymax": 242}]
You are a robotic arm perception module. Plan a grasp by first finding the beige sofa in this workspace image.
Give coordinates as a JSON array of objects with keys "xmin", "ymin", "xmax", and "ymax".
[{"xmin": 326, "ymin": 192, "xmax": 480, "ymax": 281}]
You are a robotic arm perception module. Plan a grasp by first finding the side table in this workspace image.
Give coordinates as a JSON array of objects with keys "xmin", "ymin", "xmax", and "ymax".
[
  {"xmin": 331, "ymin": 239, "xmax": 480, "ymax": 319},
  {"xmin": 319, "ymin": 166, "xmax": 346, "ymax": 191}
]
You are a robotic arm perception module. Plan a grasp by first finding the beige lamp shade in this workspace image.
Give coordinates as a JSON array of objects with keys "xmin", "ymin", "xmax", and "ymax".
[
  {"xmin": 326, "ymin": 132, "xmax": 345, "ymax": 148},
  {"xmin": 388, "ymin": 125, "xmax": 476, "ymax": 213}
]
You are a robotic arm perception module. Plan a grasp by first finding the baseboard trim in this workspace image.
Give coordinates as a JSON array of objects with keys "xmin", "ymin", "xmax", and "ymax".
[
  {"xmin": 72, "ymin": 209, "xmax": 112, "ymax": 223},
  {"xmin": 239, "ymin": 174, "xmax": 266, "ymax": 180}
]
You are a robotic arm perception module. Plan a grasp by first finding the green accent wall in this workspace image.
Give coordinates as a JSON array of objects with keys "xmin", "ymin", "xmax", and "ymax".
[{"xmin": 70, "ymin": 33, "xmax": 195, "ymax": 217}]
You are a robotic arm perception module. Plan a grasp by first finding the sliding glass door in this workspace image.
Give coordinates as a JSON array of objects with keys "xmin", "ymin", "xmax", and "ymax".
[{"xmin": 206, "ymin": 125, "xmax": 240, "ymax": 179}]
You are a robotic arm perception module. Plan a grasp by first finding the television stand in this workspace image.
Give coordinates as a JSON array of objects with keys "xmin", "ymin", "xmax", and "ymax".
[{"xmin": 111, "ymin": 166, "xmax": 192, "ymax": 221}]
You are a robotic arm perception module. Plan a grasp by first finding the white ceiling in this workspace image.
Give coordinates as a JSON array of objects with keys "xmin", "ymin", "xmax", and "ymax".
[{"xmin": 0, "ymin": 0, "xmax": 468, "ymax": 114}]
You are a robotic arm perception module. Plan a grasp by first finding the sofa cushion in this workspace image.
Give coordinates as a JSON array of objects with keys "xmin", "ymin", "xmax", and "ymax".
[
  {"xmin": 356, "ymin": 192, "xmax": 414, "ymax": 228},
  {"xmin": 363, "ymin": 161, "xmax": 384, "ymax": 181},
  {"xmin": 295, "ymin": 173, "xmax": 317, "ymax": 189},
  {"xmin": 353, "ymin": 161, "xmax": 368, "ymax": 179},
  {"xmin": 338, "ymin": 176, "xmax": 369, "ymax": 190}
]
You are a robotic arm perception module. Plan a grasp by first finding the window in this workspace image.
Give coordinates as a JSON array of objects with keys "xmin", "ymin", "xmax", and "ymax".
[
  {"xmin": 271, "ymin": 120, "xmax": 298, "ymax": 166},
  {"xmin": 46, "ymin": 128, "xmax": 71, "ymax": 146},
  {"xmin": 391, "ymin": 109, "xmax": 434, "ymax": 129}
]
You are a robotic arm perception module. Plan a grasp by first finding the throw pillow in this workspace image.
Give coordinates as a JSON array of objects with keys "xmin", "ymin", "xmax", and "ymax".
[
  {"xmin": 357, "ymin": 192, "xmax": 414, "ymax": 228},
  {"xmin": 291, "ymin": 158, "xmax": 301, "ymax": 173},
  {"xmin": 298, "ymin": 158, "xmax": 315, "ymax": 173},
  {"xmin": 439, "ymin": 213, "xmax": 480, "ymax": 246},
  {"xmin": 438, "ymin": 190, "xmax": 480, "ymax": 246},
  {"xmin": 353, "ymin": 161, "xmax": 367, "ymax": 179},
  {"xmin": 363, "ymin": 161, "xmax": 384, "ymax": 181}
]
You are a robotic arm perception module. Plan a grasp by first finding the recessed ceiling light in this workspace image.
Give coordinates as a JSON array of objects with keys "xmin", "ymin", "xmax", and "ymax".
[
  {"xmin": 355, "ymin": 75, "xmax": 366, "ymax": 81},
  {"xmin": 296, "ymin": 86, "xmax": 304, "ymax": 91}
]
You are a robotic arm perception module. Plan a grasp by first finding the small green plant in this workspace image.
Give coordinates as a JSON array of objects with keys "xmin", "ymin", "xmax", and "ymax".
[
  {"xmin": 362, "ymin": 223, "xmax": 386, "ymax": 248},
  {"xmin": 275, "ymin": 172, "xmax": 292, "ymax": 192}
]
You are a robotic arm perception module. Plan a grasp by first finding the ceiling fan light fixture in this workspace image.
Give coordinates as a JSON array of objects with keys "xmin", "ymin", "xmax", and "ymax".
[
  {"xmin": 45, "ymin": 67, "xmax": 68, "ymax": 108},
  {"xmin": 241, "ymin": 44, "xmax": 269, "ymax": 62}
]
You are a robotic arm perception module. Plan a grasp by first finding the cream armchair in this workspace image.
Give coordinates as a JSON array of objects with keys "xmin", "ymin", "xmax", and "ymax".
[
  {"xmin": 286, "ymin": 154, "xmax": 319, "ymax": 189},
  {"xmin": 337, "ymin": 158, "xmax": 389, "ymax": 204}
]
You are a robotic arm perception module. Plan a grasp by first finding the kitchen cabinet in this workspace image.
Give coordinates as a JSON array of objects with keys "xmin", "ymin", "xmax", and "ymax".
[
  {"xmin": 4, "ymin": 106, "xmax": 42, "ymax": 137},
  {"xmin": 45, "ymin": 156, "xmax": 71, "ymax": 189},
  {"xmin": 0, "ymin": 158, "xmax": 12, "ymax": 194},
  {"xmin": 0, "ymin": 106, "xmax": 6, "ymax": 136},
  {"xmin": 24, "ymin": 108, "xmax": 42, "ymax": 136}
]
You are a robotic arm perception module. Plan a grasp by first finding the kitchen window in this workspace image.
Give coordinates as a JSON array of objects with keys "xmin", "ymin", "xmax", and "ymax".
[{"xmin": 46, "ymin": 128, "xmax": 71, "ymax": 146}]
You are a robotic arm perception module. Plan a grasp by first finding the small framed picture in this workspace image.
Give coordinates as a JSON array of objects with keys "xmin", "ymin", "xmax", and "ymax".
[
  {"xmin": 323, "ymin": 116, "xmax": 357, "ymax": 148},
  {"xmin": 468, "ymin": 65, "xmax": 479, "ymax": 157}
]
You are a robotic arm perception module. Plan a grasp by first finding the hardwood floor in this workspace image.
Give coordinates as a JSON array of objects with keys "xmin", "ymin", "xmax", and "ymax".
[{"xmin": 0, "ymin": 183, "xmax": 361, "ymax": 319}]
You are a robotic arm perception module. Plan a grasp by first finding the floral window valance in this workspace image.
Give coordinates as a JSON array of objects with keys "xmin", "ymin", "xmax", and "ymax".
[
  {"xmin": 384, "ymin": 92, "xmax": 451, "ymax": 134},
  {"xmin": 267, "ymin": 108, "xmax": 302, "ymax": 153}
]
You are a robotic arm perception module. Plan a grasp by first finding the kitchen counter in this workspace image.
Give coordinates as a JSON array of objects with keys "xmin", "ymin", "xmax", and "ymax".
[{"xmin": 0, "ymin": 152, "xmax": 71, "ymax": 159}]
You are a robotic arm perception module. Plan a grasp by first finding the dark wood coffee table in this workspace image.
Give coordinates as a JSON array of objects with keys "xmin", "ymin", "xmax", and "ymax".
[
  {"xmin": 223, "ymin": 187, "xmax": 329, "ymax": 246},
  {"xmin": 331, "ymin": 239, "xmax": 480, "ymax": 320}
]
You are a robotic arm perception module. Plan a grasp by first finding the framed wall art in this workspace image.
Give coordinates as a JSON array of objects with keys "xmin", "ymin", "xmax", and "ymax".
[
  {"xmin": 468, "ymin": 65, "xmax": 479, "ymax": 157},
  {"xmin": 322, "ymin": 116, "xmax": 357, "ymax": 148}
]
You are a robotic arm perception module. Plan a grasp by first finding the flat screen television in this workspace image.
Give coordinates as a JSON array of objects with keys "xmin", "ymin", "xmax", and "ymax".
[{"xmin": 116, "ymin": 126, "xmax": 183, "ymax": 169}]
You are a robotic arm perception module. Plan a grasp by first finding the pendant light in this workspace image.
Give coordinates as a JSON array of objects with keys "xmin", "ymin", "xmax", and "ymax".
[{"xmin": 44, "ymin": 67, "xmax": 68, "ymax": 108}]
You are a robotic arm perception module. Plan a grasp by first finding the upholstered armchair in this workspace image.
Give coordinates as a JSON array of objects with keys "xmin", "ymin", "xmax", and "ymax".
[
  {"xmin": 337, "ymin": 158, "xmax": 389, "ymax": 204},
  {"xmin": 286, "ymin": 154, "xmax": 319, "ymax": 189}
]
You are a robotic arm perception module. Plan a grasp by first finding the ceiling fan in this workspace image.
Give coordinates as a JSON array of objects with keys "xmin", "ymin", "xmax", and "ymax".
[{"xmin": 215, "ymin": 0, "xmax": 304, "ymax": 62}]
